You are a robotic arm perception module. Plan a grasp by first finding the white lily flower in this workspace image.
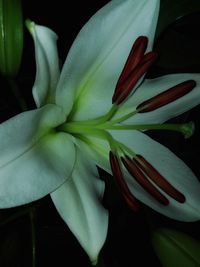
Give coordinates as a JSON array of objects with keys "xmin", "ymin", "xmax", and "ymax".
[{"xmin": 0, "ymin": 0, "xmax": 200, "ymax": 264}]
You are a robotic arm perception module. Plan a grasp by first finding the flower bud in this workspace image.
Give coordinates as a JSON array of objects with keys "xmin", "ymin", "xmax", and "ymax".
[{"xmin": 0, "ymin": 0, "xmax": 23, "ymax": 77}]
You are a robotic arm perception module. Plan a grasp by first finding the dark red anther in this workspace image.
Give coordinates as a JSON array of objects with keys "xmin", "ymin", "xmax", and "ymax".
[
  {"xmin": 122, "ymin": 156, "xmax": 169, "ymax": 205},
  {"xmin": 117, "ymin": 36, "xmax": 148, "ymax": 86},
  {"xmin": 137, "ymin": 80, "xmax": 196, "ymax": 113},
  {"xmin": 112, "ymin": 51, "xmax": 157, "ymax": 104},
  {"xmin": 109, "ymin": 152, "xmax": 139, "ymax": 211},
  {"xmin": 112, "ymin": 36, "xmax": 149, "ymax": 104},
  {"xmin": 134, "ymin": 155, "xmax": 185, "ymax": 203}
]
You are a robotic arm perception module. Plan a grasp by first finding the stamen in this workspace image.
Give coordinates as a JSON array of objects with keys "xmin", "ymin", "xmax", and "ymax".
[
  {"xmin": 137, "ymin": 80, "xmax": 196, "ymax": 113},
  {"xmin": 117, "ymin": 36, "xmax": 148, "ymax": 86},
  {"xmin": 134, "ymin": 155, "xmax": 185, "ymax": 203},
  {"xmin": 109, "ymin": 152, "xmax": 139, "ymax": 211},
  {"xmin": 122, "ymin": 156, "xmax": 169, "ymax": 205},
  {"xmin": 113, "ymin": 52, "xmax": 157, "ymax": 104}
]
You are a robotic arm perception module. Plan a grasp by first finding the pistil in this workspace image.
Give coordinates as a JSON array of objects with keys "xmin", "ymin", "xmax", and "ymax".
[{"xmin": 99, "ymin": 121, "xmax": 195, "ymax": 139}]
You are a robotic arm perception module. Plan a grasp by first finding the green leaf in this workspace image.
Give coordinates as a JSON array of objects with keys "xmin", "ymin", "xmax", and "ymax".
[
  {"xmin": 152, "ymin": 228, "xmax": 200, "ymax": 267},
  {"xmin": 0, "ymin": 0, "xmax": 23, "ymax": 77}
]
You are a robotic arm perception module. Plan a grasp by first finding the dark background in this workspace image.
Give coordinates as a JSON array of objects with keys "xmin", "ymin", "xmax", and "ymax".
[{"xmin": 0, "ymin": 1, "xmax": 200, "ymax": 266}]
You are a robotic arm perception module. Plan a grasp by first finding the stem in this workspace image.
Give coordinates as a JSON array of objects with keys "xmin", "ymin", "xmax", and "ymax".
[
  {"xmin": 7, "ymin": 78, "xmax": 28, "ymax": 111},
  {"xmin": 30, "ymin": 207, "xmax": 37, "ymax": 267},
  {"xmin": 0, "ymin": 208, "xmax": 29, "ymax": 227}
]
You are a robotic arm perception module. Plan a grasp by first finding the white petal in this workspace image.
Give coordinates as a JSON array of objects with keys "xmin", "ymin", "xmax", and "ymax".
[
  {"xmin": 75, "ymin": 137, "xmax": 111, "ymax": 174},
  {"xmin": 75, "ymin": 132, "xmax": 200, "ymax": 221},
  {"xmin": 27, "ymin": 21, "xmax": 60, "ymax": 107},
  {"xmin": 56, "ymin": 0, "xmax": 159, "ymax": 118},
  {"xmin": 110, "ymin": 130, "xmax": 200, "ymax": 221},
  {"xmin": 51, "ymin": 147, "xmax": 108, "ymax": 264},
  {"xmin": 113, "ymin": 73, "xmax": 200, "ymax": 124},
  {"xmin": 0, "ymin": 104, "xmax": 76, "ymax": 207}
]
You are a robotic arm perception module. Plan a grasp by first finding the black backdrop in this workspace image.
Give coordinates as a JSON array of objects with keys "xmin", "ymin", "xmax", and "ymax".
[{"xmin": 0, "ymin": 1, "xmax": 200, "ymax": 266}]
